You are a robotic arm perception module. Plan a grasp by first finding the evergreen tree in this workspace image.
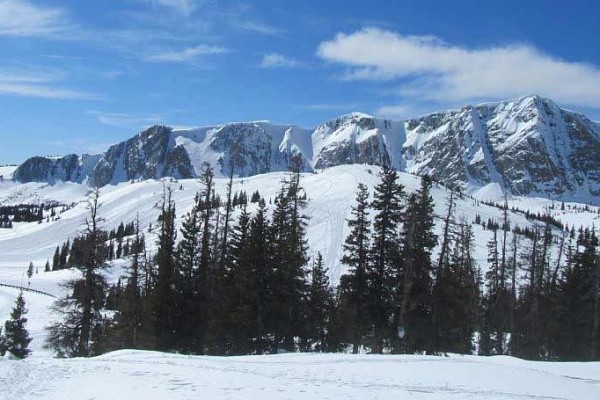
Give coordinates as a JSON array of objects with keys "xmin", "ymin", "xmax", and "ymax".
[
  {"xmin": 46, "ymin": 188, "xmax": 109, "ymax": 357},
  {"xmin": 59, "ymin": 240, "xmax": 69, "ymax": 269},
  {"xmin": 27, "ymin": 261, "xmax": 34, "ymax": 280},
  {"xmin": 152, "ymin": 186, "xmax": 177, "ymax": 351},
  {"xmin": 225, "ymin": 203, "xmax": 259, "ymax": 354},
  {"xmin": 111, "ymin": 216, "xmax": 154, "ymax": 351},
  {"xmin": 307, "ymin": 252, "xmax": 333, "ymax": 352},
  {"xmin": 3, "ymin": 292, "xmax": 32, "ymax": 359},
  {"xmin": 340, "ymin": 183, "xmax": 371, "ymax": 353},
  {"xmin": 396, "ymin": 175, "xmax": 437, "ymax": 354},
  {"xmin": 268, "ymin": 172, "xmax": 310, "ymax": 352},
  {"xmin": 367, "ymin": 164, "xmax": 404, "ymax": 353},
  {"xmin": 245, "ymin": 198, "xmax": 272, "ymax": 353},
  {"xmin": 52, "ymin": 246, "xmax": 60, "ymax": 271},
  {"xmin": 432, "ymin": 221, "xmax": 478, "ymax": 355}
]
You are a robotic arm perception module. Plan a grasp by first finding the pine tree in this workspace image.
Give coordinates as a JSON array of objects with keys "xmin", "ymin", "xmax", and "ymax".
[
  {"xmin": 225, "ymin": 203, "xmax": 259, "ymax": 354},
  {"xmin": 172, "ymin": 195, "xmax": 203, "ymax": 353},
  {"xmin": 52, "ymin": 246, "xmax": 60, "ymax": 271},
  {"xmin": 27, "ymin": 261, "xmax": 34, "ymax": 280},
  {"xmin": 46, "ymin": 188, "xmax": 109, "ymax": 357},
  {"xmin": 111, "ymin": 216, "xmax": 154, "ymax": 351},
  {"xmin": 367, "ymin": 164, "xmax": 404, "ymax": 353},
  {"xmin": 432, "ymin": 221, "xmax": 478, "ymax": 355},
  {"xmin": 152, "ymin": 185, "xmax": 177, "ymax": 351},
  {"xmin": 396, "ymin": 175, "xmax": 437, "ymax": 354},
  {"xmin": 59, "ymin": 240, "xmax": 69, "ymax": 269},
  {"xmin": 3, "ymin": 292, "xmax": 32, "ymax": 359},
  {"xmin": 307, "ymin": 252, "xmax": 333, "ymax": 352},
  {"xmin": 340, "ymin": 183, "xmax": 371, "ymax": 353},
  {"xmin": 45, "ymin": 259, "xmax": 51, "ymax": 272},
  {"xmin": 246, "ymin": 198, "xmax": 272, "ymax": 353},
  {"xmin": 268, "ymin": 172, "xmax": 310, "ymax": 352}
]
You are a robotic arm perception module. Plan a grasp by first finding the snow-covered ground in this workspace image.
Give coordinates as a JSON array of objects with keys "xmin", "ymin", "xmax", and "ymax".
[
  {"xmin": 1, "ymin": 165, "xmax": 600, "ymax": 399},
  {"xmin": 1, "ymin": 349, "xmax": 599, "ymax": 399}
]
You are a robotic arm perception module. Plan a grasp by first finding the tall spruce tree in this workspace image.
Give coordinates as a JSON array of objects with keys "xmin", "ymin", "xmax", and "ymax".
[
  {"xmin": 396, "ymin": 175, "xmax": 437, "ymax": 354},
  {"xmin": 226, "ymin": 203, "xmax": 260, "ymax": 354},
  {"xmin": 367, "ymin": 164, "xmax": 404, "ymax": 353},
  {"xmin": 268, "ymin": 171, "xmax": 310, "ymax": 352},
  {"xmin": 152, "ymin": 186, "xmax": 177, "ymax": 351},
  {"xmin": 340, "ymin": 183, "xmax": 371, "ymax": 353},
  {"xmin": 307, "ymin": 252, "xmax": 333, "ymax": 352},
  {"xmin": 172, "ymin": 195, "xmax": 203, "ymax": 353}
]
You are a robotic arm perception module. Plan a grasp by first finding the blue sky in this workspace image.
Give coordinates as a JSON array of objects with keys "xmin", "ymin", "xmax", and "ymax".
[{"xmin": 1, "ymin": 0, "xmax": 600, "ymax": 164}]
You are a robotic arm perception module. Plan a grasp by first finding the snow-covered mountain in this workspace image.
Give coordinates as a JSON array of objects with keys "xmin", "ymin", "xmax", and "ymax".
[
  {"xmin": 12, "ymin": 95, "xmax": 600, "ymax": 203},
  {"xmin": 403, "ymin": 95, "xmax": 600, "ymax": 203}
]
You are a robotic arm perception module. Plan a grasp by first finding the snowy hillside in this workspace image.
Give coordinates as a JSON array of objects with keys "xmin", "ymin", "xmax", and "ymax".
[
  {"xmin": 1, "ymin": 164, "xmax": 598, "ymax": 350},
  {"xmin": 3, "ymin": 164, "xmax": 589, "ymax": 283},
  {"xmin": 0, "ymin": 165, "xmax": 17, "ymax": 180},
  {"xmin": 12, "ymin": 95, "xmax": 600, "ymax": 203},
  {"xmin": 2, "ymin": 164, "xmax": 600, "ymax": 398}
]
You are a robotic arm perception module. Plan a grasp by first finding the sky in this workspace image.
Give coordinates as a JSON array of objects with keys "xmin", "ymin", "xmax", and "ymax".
[{"xmin": 1, "ymin": 0, "xmax": 600, "ymax": 164}]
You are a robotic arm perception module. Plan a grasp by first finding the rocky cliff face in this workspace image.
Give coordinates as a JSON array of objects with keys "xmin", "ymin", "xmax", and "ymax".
[
  {"xmin": 403, "ymin": 96, "xmax": 600, "ymax": 201},
  {"xmin": 12, "ymin": 95, "xmax": 600, "ymax": 203},
  {"xmin": 13, "ymin": 154, "xmax": 100, "ymax": 184},
  {"xmin": 92, "ymin": 125, "xmax": 195, "ymax": 186}
]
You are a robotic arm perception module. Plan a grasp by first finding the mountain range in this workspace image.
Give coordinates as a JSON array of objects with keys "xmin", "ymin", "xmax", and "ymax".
[{"xmin": 12, "ymin": 95, "xmax": 600, "ymax": 203}]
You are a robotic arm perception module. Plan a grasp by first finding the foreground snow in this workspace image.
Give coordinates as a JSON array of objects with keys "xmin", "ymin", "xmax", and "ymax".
[{"xmin": 1, "ymin": 350, "xmax": 598, "ymax": 399}]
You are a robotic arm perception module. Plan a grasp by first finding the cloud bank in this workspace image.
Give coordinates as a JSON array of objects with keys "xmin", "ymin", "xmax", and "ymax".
[{"xmin": 317, "ymin": 28, "xmax": 600, "ymax": 110}]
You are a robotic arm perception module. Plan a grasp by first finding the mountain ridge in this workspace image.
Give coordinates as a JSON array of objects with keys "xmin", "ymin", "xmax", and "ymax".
[{"xmin": 12, "ymin": 95, "xmax": 600, "ymax": 203}]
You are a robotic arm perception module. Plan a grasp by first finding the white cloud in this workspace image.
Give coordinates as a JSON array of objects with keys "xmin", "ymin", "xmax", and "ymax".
[
  {"xmin": 87, "ymin": 111, "xmax": 163, "ymax": 126},
  {"xmin": 236, "ymin": 20, "xmax": 284, "ymax": 36},
  {"xmin": 0, "ymin": 69, "xmax": 99, "ymax": 100},
  {"xmin": 0, "ymin": 0, "xmax": 70, "ymax": 37},
  {"xmin": 317, "ymin": 28, "xmax": 600, "ymax": 109},
  {"xmin": 153, "ymin": 0, "xmax": 197, "ymax": 16},
  {"xmin": 260, "ymin": 53, "xmax": 301, "ymax": 69},
  {"xmin": 147, "ymin": 44, "xmax": 227, "ymax": 62}
]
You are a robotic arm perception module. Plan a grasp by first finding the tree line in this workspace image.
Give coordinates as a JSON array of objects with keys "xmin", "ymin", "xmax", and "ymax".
[{"xmin": 42, "ymin": 164, "xmax": 600, "ymax": 361}]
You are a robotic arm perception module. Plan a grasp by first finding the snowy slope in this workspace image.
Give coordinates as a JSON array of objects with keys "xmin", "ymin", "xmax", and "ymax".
[
  {"xmin": 1, "ymin": 349, "xmax": 599, "ymax": 399},
  {"xmin": 0, "ymin": 165, "xmax": 17, "ymax": 180},
  {"xmin": 2, "ymin": 164, "xmax": 600, "ymax": 363},
  {"xmin": 0, "ymin": 165, "xmax": 548, "ymax": 282},
  {"xmin": 1, "ymin": 165, "xmax": 600, "ymax": 399}
]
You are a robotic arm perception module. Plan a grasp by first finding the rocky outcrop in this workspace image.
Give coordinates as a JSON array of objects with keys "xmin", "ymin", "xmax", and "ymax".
[
  {"xmin": 92, "ymin": 125, "xmax": 195, "ymax": 186},
  {"xmin": 404, "ymin": 96, "xmax": 600, "ymax": 200},
  {"xmin": 13, "ymin": 154, "xmax": 97, "ymax": 184}
]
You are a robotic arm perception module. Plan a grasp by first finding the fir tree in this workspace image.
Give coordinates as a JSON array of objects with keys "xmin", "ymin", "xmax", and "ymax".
[
  {"xmin": 396, "ymin": 175, "xmax": 437, "ymax": 354},
  {"xmin": 268, "ymin": 172, "xmax": 310, "ymax": 352},
  {"xmin": 340, "ymin": 183, "xmax": 371, "ymax": 353},
  {"xmin": 307, "ymin": 252, "xmax": 333, "ymax": 352},
  {"xmin": 367, "ymin": 164, "xmax": 404, "ymax": 353},
  {"xmin": 52, "ymin": 246, "xmax": 60, "ymax": 271},
  {"xmin": 3, "ymin": 292, "xmax": 32, "ymax": 359},
  {"xmin": 46, "ymin": 188, "xmax": 109, "ymax": 357},
  {"xmin": 152, "ymin": 186, "xmax": 177, "ymax": 351}
]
